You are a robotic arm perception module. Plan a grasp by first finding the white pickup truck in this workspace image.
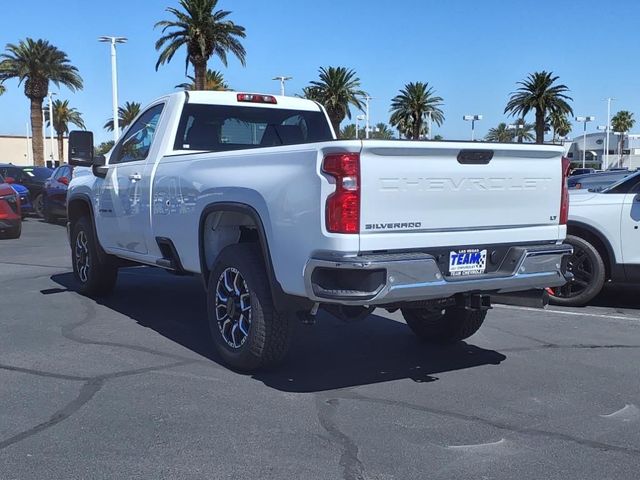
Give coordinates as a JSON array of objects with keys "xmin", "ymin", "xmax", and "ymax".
[{"xmin": 67, "ymin": 91, "xmax": 571, "ymax": 371}]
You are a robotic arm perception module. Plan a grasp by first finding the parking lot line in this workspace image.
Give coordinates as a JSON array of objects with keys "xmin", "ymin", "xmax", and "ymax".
[{"xmin": 494, "ymin": 304, "xmax": 640, "ymax": 322}]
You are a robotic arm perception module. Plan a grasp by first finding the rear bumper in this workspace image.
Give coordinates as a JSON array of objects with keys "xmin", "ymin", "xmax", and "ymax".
[{"xmin": 304, "ymin": 243, "xmax": 573, "ymax": 306}]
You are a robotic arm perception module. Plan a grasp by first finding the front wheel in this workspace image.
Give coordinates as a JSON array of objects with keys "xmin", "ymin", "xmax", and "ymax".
[
  {"xmin": 547, "ymin": 234, "xmax": 605, "ymax": 307},
  {"xmin": 71, "ymin": 216, "xmax": 118, "ymax": 296},
  {"xmin": 207, "ymin": 243, "xmax": 293, "ymax": 372},
  {"xmin": 401, "ymin": 306, "xmax": 486, "ymax": 343}
]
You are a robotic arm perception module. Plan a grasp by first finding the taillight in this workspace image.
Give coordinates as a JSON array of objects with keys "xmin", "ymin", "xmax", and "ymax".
[
  {"xmin": 322, "ymin": 153, "xmax": 360, "ymax": 233},
  {"xmin": 560, "ymin": 157, "xmax": 570, "ymax": 225},
  {"xmin": 237, "ymin": 93, "xmax": 277, "ymax": 104}
]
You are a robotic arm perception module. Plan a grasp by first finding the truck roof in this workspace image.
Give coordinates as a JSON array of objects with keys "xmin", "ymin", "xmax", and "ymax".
[{"xmin": 167, "ymin": 90, "xmax": 323, "ymax": 112}]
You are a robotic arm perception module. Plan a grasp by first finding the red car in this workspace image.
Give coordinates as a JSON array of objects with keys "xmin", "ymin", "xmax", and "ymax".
[{"xmin": 0, "ymin": 175, "xmax": 21, "ymax": 239}]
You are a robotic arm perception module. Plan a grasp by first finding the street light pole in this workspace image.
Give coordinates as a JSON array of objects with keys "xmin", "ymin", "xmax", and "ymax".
[
  {"xmin": 99, "ymin": 36, "xmax": 127, "ymax": 142},
  {"xmin": 272, "ymin": 76, "xmax": 292, "ymax": 96},
  {"xmin": 575, "ymin": 115, "xmax": 595, "ymax": 169},
  {"xmin": 603, "ymin": 97, "xmax": 615, "ymax": 170},
  {"xmin": 47, "ymin": 92, "xmax": 56, "ymax": 164},
  {"xmin": 363, "ymin": 95, "xmax": 373, "ymax": 139},
  {"xmin": 41, "ymin": 106, "xmax": 47, "ymax": 163},
  {"xmin": 355, "ymin": 114, "xmax": 365, "ymax": 140},
  {"xmin": 463, "ymin": 115, "xmax": 482, "ymax": 141}
]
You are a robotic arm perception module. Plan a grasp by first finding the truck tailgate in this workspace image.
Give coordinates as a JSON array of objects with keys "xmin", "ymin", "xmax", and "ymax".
[{"xmin": 358, "ymin": 141, "xmax": 565, "ymax": 252}]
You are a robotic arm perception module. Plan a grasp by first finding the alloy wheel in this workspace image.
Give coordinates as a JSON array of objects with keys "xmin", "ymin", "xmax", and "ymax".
[
  {"xmin": 550, "ymin": 245, "xmax": 593, "ymax": 299},
  {"xmin": 215, "ymin": 267, "xmax": 252, "ymax": 349},
  {"xmin": 75, "ymin": 230, "xmax": 91, "ymax": 283}
]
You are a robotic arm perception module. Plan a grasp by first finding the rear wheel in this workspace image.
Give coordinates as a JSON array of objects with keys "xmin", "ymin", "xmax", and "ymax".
[
  {"xmin": 207, "ymin": 243, "xmax": 293, "ymax": 372},
  {"xmin": 401, "ymin": 306, "xmax": 486, "ymax": 343},
  {"xmin": 71, "ymin": 216, "xmax": 118, "ymax": 296},
  {"xmin": 33, "ymin": 194, "xmax": 44, "ymax": 218},
  {"xmin": 548, "ymin": 234, "xmax": 605, "ymax": 307}
]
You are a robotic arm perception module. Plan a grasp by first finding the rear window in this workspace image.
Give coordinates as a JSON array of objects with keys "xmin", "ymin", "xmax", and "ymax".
[
  {"xmin": 22, "ymin": 167, "xmax": 53, "ymax": 180},
  {"xmin": 173, "ymin": 104, "xmax": 333, "ymax": 152}
]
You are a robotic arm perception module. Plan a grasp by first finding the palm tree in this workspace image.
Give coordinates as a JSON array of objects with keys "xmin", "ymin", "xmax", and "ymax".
[
  {"xmin": 95, "ymin": 140, "xmax": 115, "ymax": 156},
  {"xmin": 104, "ymin": 101, "xmax": 142, "ymax": 132},
  {"xmin": 611, "ymin": 110, "xmax": 635, "ymax": 162},
  {"xmin": 511, "ymin": 119, "xmax": 535, "ymax": 143},
  {"xmin": 0, "ymin": 82, "xmax": 5, "ymax": 95},
  {"xmin": 504, "ymin": 71, "xmax": 573, "ymax": 144},
  {"xmin": 306, "ymin": 66, "xmax": 366, "ymax": 136},
  {"xmin": 0, "ymin": 38, "xmax": 83, "ymax": 166},
  {"xmin": 176, "ymin": 69, "xmax": 229, "ymax": 90},
  {"xmin": 155, "ymin": 0, "xmax": 246, "ymax": 90},
  {"xmin": 548, "ymin": 111, "xmax": 571, "ymax": 143},
  {"xmin": 44, "ymin": 99, "xmax": 85, "ymax": 161},
  {"xmin": 340, "ymin": 124, "xmax": 356, "ymax": 139},
  {"xmin": 372, "ymin": 122, "xmax": 394, "ymax": 139},
  {"xmin": 389, "ymin": 82, "xmax": 444, "ymax": 140},
  {"xmin": 485, "ymin": 123, "xmax": 514, "ymax": 143}
]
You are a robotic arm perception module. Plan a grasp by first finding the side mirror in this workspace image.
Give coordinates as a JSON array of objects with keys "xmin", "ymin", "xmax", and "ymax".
[
  {"xmin": 68, "ymin": 131, "xmax": 94, "ymax": 166},
  {"xmin": 4, "ymin": 176, "xmax": 15, "ymax": 184},
  {"xmin": 58, "ymin": 176, "xmax": 69, "ymax": 186}
]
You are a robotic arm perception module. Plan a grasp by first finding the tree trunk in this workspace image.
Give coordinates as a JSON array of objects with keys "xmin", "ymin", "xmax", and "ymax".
[
  {"xmin": 30, "ymin": 97, "xmax": 45, "ymax": 166},
  {"xmin": 193, "ymin": 61, "xmax": 207, "ymax": 90},
  {"xmin": 57, "ymin": 132, "xmax": 65, "ymax": 163},
  {"xmin": 535, "ymin": 109, "xmax": 545, "ymax": 144},
  {"xmin": 413, "ymin": 113, "xmax": 421, "ymax": 140},
  {"xmin": 331, "ymin": 117, "xmax": 341, "ymax": 138}
]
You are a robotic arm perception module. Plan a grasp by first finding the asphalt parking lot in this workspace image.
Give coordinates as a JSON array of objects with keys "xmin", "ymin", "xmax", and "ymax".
[{"xmin": 1, "ymin": 219, "xmax": 640, "ymax": 480}]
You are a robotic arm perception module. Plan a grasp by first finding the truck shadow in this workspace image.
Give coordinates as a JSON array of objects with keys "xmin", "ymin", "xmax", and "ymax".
[
  {"xmin": 590, "ymin": 284, "xmax": 640, "ymax": 310},
  {"xmin": 50, "ymin": 268, "xmax": 506, "ymax": 393}
]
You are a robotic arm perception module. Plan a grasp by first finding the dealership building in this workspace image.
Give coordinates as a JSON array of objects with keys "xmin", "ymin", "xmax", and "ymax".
[
  {"xmin": 566, "ymin": 132, "xmax": 640, "ymax": 169},
  {"xmin": 0, "ymin": 134, "xmax": 67, "ymax": 168}
]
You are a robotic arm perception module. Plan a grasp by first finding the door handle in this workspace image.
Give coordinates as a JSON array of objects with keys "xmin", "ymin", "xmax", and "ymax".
[{"xmin": 129, "ymin": 173, "xmax": 142, "ymax": 182}]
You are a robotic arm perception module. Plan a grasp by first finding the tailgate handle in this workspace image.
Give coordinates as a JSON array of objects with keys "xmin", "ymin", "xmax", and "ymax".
[{"xmin": 457, "ymin": 150, "xmax": 493, "ymax": 165}]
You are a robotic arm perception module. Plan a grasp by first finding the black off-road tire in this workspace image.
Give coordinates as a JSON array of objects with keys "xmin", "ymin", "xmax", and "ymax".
[
  {"xmin": 207, "ymin": 243, "xmax": 293, "ymax": 372},
  {"xmin": 401, "ymin": 306, "xmax": 487, "ymax": 343},
  {"xmin": 548, "ymin": 234, "xmax": 605, "ymax": 307},
  {"xmin": 71, "ymin": 215, "xmax": 118, "ymax": 296}
]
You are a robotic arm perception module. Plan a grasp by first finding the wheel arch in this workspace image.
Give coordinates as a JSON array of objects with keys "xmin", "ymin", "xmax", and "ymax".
[
  {"xmin": 198, "ymin": 202, "xmax": 312, "ymax": 313},
  {"xmin": 566, "ymin": 220, "xmax": 619, "ymax": 281}
]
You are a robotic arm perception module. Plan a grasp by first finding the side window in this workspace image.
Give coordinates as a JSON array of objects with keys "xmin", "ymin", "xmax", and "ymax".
[
  {"xmin": 52, "ymin": 168, "xmax": 63, "ymax": 180},
  {"xmin": 113, "ymin": 104, "xmax": 164, "ymax": 164},
  {"xmin": 8, "ymin": 167, "xmax": 23, "ymax": 181}
]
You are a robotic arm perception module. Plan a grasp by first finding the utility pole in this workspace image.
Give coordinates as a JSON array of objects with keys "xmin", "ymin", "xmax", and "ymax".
[{"xmin": 576, "ymin": 116, "xmax": 595, "ymax": 169}]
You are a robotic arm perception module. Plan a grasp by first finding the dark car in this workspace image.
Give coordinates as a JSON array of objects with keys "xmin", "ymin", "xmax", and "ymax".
[
  {"xmin": 0, "ymin": 164, "xmax": 53, "ymax": 217},
  {"xmin": 0, "ymin": 175, "xmax": 21, "ymax": 239},
  {"xmin": 569, "ymin": 167, "xmax": 596, "ymax": 176},
  {"xmin": 43, "ymin": 165, "xmax": 74, "ymax": 223},
  {"xmin": 567, "ymin": 170, "xmax": 634, "ymax": 192}
]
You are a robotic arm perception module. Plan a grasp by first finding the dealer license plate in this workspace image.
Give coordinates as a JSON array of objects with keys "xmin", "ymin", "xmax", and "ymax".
[{"xmin": 448, "ymin": 249, "xmax": 487, "ymax": 277}]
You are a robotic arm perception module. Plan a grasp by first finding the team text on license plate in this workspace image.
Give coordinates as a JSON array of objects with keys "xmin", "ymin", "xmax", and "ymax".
[{"xmin": 448, "ymin": 248, "xmax": 487, "ymax": 276}]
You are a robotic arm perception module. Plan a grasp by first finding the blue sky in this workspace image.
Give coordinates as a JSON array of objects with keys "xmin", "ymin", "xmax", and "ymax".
[{"xmin": 1, "ymin": 0, "xmax": 639, "ymax": 144}]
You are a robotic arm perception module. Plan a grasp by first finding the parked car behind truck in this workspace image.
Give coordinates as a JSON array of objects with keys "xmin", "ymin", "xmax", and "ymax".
[
  {"xmin": 0, "ymin": 174, "xmax": 21, "ymax": 239},
  {"xmin": 66, "ymin": 91, "xmax": 571, "ymax": 372}
]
